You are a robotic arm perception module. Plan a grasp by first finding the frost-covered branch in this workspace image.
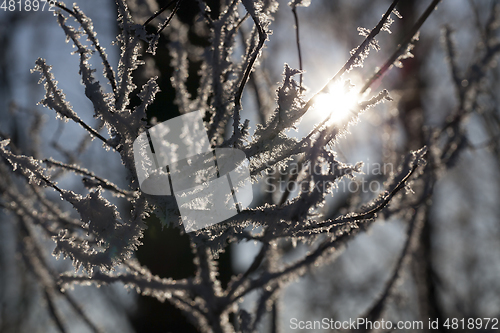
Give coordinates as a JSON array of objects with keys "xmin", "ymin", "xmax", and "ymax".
[
  {"xmin": 360, "ymin": 0, "xmax": 442, "ymax": 94},
  {"xmin": 3, "ymin": 0, "xmax": 484, "ymax": 331}
]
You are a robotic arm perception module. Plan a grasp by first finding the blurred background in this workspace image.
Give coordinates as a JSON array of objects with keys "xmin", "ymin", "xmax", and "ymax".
[{"xmin": 1, "ymin": 0, "xmax": 499, "ymax": 332}]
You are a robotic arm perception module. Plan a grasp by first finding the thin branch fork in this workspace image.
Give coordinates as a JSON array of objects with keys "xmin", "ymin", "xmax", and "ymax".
[
  {"xmin": 226, "ymin": 148, "xmax": 426, "ymax": 305},
  {"xmin": 43, "ymin": 158, "xmax": 135, "ymax": 198},
  {"xmin": 268, "ymin": 147, "xmax": 426, "ymax": 239},
  {"xmin": 232, "ymin": 9, "xmax": 268, "ymax": 146},
  {"xmin": 302, "ymin": 0, "xmax": 401, "ymax": 113},
  {"xmin": 143, "ymin": 0, "xmax": 177, "ymax": 27},
  {"xmin": 154, "ymin": 0, "xmax": 183, "ymax": 36},
  {"xmin": 55, "ymin": 2, "xmax": 118, "ymax": 97},
  {"xmin": 361, "ymin": 0, "xmax": 442, "ymax": 94}
]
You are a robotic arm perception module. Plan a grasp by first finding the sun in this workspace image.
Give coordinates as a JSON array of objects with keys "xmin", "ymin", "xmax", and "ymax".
[{"xmin": 310, "ymin": 80, "xmax": 360, "ymax": 126}]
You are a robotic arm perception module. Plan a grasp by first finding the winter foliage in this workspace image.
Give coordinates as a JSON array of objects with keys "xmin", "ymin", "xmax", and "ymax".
[{"xmin": 1, "ymin": 0, "xmax": 500, "ymax": 332}]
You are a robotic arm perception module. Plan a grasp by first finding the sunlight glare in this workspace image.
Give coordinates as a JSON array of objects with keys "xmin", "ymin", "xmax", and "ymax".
[{"xmin": 311, "ymin": 81, "xmax": 359, "ymax": 126}]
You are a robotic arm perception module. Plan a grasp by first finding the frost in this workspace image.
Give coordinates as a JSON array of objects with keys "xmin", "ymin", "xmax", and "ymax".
[
  {"xmin": 358, "ymin": 27, "xmax": 372, "ymax": 37},
  {"xmin": 0, "ymin": 140, "xmax": 47, "ymax": 186},
  {"xmin": 394, "ymin": 43, "xmax": 415, "ymax": 68},
  {"xmin": 382, "ymin": 16, "xmax": 394, "ymax": 34},
  {"xmin": 277, "ymin": 64, "xmax": 305, "ymax": 126},
  {"xmin": 288, "ymin": 0, "xmax": 311, "ymax": 8},
  {"xmin": 242, "ymin": 0, "xmax": 266, "ymax": 24},
  {"xmin": 392, "ymin": 9, "xmax": 403, "ymax": 19},
  {"xmin": 32, "ymin": 59, "xmax": 80, "ymax": 122},
  {"xmin": 61, "ymin": 188, "xmax": 121, "ymax": 243}
]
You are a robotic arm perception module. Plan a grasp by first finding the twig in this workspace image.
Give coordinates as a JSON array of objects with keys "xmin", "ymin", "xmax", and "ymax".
[
  {"xmin": 43, "ymin": 289, "xmax": 68, "ymax": 333},
  {"xmin": 291, "ymin": 6, "xmax": 304, "ymax": 89},
  {"xmin": 55, "ymin": 2, "xmax": 118, "ymax": 96},
  {"xmin": 34, "ymin": 59, "xmax": 114, "ymax": 150},
  {"xmin": 257, "ymin": 148, "xmax": 424, "ymax": 242},
  {"xmin": 354, "ymin": 209, "xmax": 423, "ymax": 333},
  {"xmin": 229, "ymin": 153, "xmax": 423, "ymax": 303},
  {"xmin": 443, "ymin": 26, "xmax": 465, "ymax": 104},
  {"xmin": 467, "ymin": 0, "xmax": 487, "ymax": 45},
  {"xmin": 226, "ymin": 242, "xmax": 269, "ymax": 300},
  {"xmin": 155, "ymin": 0, "xmax": 183, "ymax": 36},
  {"xmin": 54, "ymin": 2, "xmax": 76, "ymax": 16},
  {"xmin": 360, "ymin": 0, "xmax": 442, "ymax": 94},
  {"xmin": 43, "ymin": 158, "xmax": 135, "ymax": 198},
  {"xmin": 19, "ymin": 216, "xmax": 102, "ymax": 333},
  {"xmin": 143, "ymin": 0, "xmax": 177, "ymax": 27},
  {"xmin": 303, "ymin": 0, "xmax": 401, "ymax": 112},
  {"xmin": 232, "ymin": 8, "xmax": 268, "ymax": 145},
  {"xmin": 235, "ymin": 12, "xmax": 251, "ymax": 31}
]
